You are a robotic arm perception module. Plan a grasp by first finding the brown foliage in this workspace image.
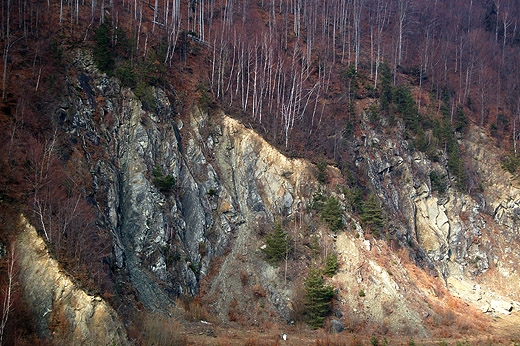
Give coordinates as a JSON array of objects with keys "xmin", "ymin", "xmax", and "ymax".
[
  {"xmin": 240, "ymin": 270, "xmax": 249, "ymax": 286},
  {"xmin": 137, "ymin": 312, "xmax": 187, "ymax": 346},
  {"xmin": 244, "ymin": 337, "xmax": 281, "ymax": 346},
  {"xmin": 228, "ymin": 299, "xmax": 238, "ymax": 322},
  {"xmin": 181, "ymin": 295, "xmax": 211, "ymax": 322},
  {"xmin": 314, "ymin": 335, "xmax": 349, "ymax": 346},
  {"xmin": 251, "ymin": 284, "xmax": 266, "ymax": 298}
]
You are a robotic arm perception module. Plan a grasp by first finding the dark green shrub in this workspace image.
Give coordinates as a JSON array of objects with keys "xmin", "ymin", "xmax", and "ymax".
[
  {"xmin": 140, "ymin": 50, "xmax": 165, "ymax": 87},
  {"xmin": 490, "ymin": 123, "xmax": 498, "ymax": 137},
  {"xmin": 453, "ymin": 105, "xmax": 468, "ymax": 134},
  {"xmin": 311, "ymin": 188, "xmax": 327, "ymax": 212},
  {"xmin": 304, "ymin": 267, "xmax": 334, "ymax": 329},
  {"xmin": 368, "ymin": 103, "xmax": 380, "ymax": 123},
  {"xmin": 152, "ymin": 166, "xmax": 176, "ymax": 193},
  {"xmin": 394, "ymin": 85, "xmax": 419, "ymax": 132},
  {"xmin": 316, "ymin": 160, "xmax": 328, "ymax": 184},
  {"xmin": 346, "ymin": 186, "xmax": 363, "ymax": 214},
  {"xmin": 502, "ymin": 153, "xmax": 520, "ymax": 174},
  {"xmin": 379, "ymin": 62, "xmax": 393, "ymax": 116},
  {"xmin": 446, "ymin": 138, "xmax": 467, "ymax": 190},
  {"xmin": 429, "ymin": 171, "xmax": 448, "ymax": 194},
  {"xmin": 413, "ymin": 127, "xmax": 428, "ymax": 153},
  {"xmin": 198, "ymin": 83, "xmax": 213, "ymax": 113},
  {"xmin": 189, "ymin": 261, "xmax": 202, "ymax": 277},
  {"xmin": 115, "ymin": 60, "xmax": 137, "ymax": 88},
  {"xmin": 135, "ymin": 81, "xmax": 156, "ymax": 111}
]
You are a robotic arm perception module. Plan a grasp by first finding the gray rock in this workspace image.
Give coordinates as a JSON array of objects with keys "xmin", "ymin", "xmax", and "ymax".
[{"xmin": 330, "ymin": 319, "xmax": 344, "ymax": 333}]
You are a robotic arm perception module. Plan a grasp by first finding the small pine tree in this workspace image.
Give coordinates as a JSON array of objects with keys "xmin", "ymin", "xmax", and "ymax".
[
  {"xmin": 316, "ymin": 160, "xmax": 328, "ymax": 184},
  {"xmin": 323, "ymin": 253, "xmax": 339, "ymax": 277},
  {"xmin": 321, "ymin": 196, "xmax": 343, "ymax": 232},
  {"xmin": 346, "ymin": 186, "xmax": 363, "ymax": 214},
  {"xmin": 304, "ymin": 267, "xmax": 335, "ymax": 329},
  {"xmin": 379, "ymin": 62, "xmax": 393, "ymax": 116},
  {"xmin": 394, "ymin": 85, "xmax": 419, "ymax": 133},
  {"xmin": 361, "ymin": 194, "xmax": 384, "ymax": 235},
  {"xmin": 502, "ymin": 152, "xmax": 520, "ymax": 174},
  {"xmin": 93, "ymin": 22, "xmax": 115, "ymax": 73},
  {"xmin": 453, "ymin": 105, "xmax": 468, "ymax": 134},
  {"xmin": 447, "ymin": 138, "xmax": 468, "ymax": 190},
  {"xmin": 261, "ymin": 222, "xmax": 289, "ymax": 266},
  {"xmin": 311, "ymin": 188, "xmax": 327, "ymax": 212},
  {"xmin": 429, "ymin": 171, "xmax": 447, "ymax": 194}
]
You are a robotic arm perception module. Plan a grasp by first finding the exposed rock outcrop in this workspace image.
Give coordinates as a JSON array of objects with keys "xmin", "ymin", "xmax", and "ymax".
[
  {"xmin": 16, "ymin": 216, "xmax": 128, "ymax": 345},
  {"xmin": 354, "ymin": 117, "xmax": 520, "ymax": 316},
  {"xmin": 45, "ymin": 49, "xmax": 520, "ymax": 337},
  {"xmin": 62, "ymin": 49, "xmax": 318, "ymax": 322}
]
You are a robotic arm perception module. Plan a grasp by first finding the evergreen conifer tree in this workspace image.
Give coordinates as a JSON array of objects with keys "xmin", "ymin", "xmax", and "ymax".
[
  {"xmin": 321, "ymin": 196, "xmax": 343, "ymax": 232},
  {"xmin": 304, "ymin": 267, "xmax": 334, "ymax": 328},
  {"xmin": 93, "ymin": 22, "xmax": 115, "ymax": 73},
  {"xmin": 361, "ymin": 194, "xmax": 384, "ymax": 235},
  {"xmin": 324, "ymin": 253, "xmax": 339, "ymax": 277},
  {"xmin": 262, "ymin": 222, "xmax": 289, "ymax": 265}
]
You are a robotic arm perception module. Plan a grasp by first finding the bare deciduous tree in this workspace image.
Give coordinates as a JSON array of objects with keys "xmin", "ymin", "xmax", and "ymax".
[{"xmin": 0, "ymin": 244, "xmax": 16, "ymax": 346}]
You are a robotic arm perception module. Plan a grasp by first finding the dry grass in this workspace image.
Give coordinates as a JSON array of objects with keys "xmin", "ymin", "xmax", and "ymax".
[
  {"xmin": 314, "ymin": 335, "xmax": 349, "ymax": 346},
  {"xmin": 180, "ymin": 295, "xmax": 212, "ymax": 322},
  {"xmin": 244, "ymin": 336, "xmax": 282, "ymax": 346},
  {"xmin": 139, "ymin": 312, "xmax": 187, "ymax": 346},
  {"xmin": 206, "ymin": 327, "xmax": 285, "ymax": 346},
  {"xmin": 427, "ymin": 298, "xmax": 489, "ymax": 340}
]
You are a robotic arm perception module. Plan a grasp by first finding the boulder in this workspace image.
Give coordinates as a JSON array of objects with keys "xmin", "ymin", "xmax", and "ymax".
[
  {"xmin": 490, "ymin": 300, "xmax": 513, "ymax": 315},
  {"xmin": 330, "ymin": 319, "xmax": 344, "ymax": 333}
]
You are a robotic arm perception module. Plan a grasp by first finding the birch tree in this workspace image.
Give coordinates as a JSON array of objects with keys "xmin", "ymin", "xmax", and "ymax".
[
  {"xmin": 2, "ymin": 0, "xmax": 12, "ymax": 100},
  {"xmin": 164, "ymin": 0, "xmax": 181, "ymax": 66},
  {"xmin": 352, "ymin": 0, "xmax": 364, "ymax": 71},
  {"xmin": 396, "ymin": 0, "xmax": 410, "ymax": 68},
  {"xmin": 372, "ymin": 0, "xmax": 388, "ymax": 89},
  {"xmin": 0, "ymin": 244, "xmax": 15, "ymax": 346}
]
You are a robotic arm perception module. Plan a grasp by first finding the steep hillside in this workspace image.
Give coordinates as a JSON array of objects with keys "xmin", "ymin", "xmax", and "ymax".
[
  {"xmin": 3, "ymin": 0, "xmax": 520, "ymax": 345},
  {"xmin": 9, "ymin": 49, "xmax": 519, "ymax": 343},
  {"xmin": 16, "ymin": 216, "xmax": 128, "ymax": 346}
]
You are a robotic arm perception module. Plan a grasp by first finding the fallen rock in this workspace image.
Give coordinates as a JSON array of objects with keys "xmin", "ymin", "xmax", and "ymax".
[
  {"xmin": 490, "ymin": 300, "xmax": 513, "ymax": 315},
  {"xmin": 330, "ymin": 319, "xmax": 344, "ymax": 333}
]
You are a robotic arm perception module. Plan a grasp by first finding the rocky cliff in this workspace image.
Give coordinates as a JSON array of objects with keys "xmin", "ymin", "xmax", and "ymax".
[
  {"xmin": 23, "ymin": 48, "xmax": 520, "ymax": 339},
  {"xmin": 350, "ymin": 115, "xmax": 520, "ymax": 319},
  {"xmin": 62, "ymin": 48, "xmax": 319, "ymax": 321},
  {"xmin": 16, "ymin": 216, "xmax": 128, "ymax": 345}
]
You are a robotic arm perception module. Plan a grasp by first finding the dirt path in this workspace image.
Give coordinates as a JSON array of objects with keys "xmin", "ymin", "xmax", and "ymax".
[{"xmin": 183, "ymin": 316, "xmax": 520, "ymax": 346}]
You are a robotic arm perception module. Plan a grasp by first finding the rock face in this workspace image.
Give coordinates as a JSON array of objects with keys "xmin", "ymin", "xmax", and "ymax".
[
  {"xmin": 43, "ymin": 49, "xmax": 520, "ymax": 336},
  {"xmin": 64, "ymin": 51, "xmax": 221, "ymax": 310},
  {"xmin": 16, "ymin": 217, "xmax": 128, "ymax": 345},
  {"xmin": 353, "ymin": 117, "xmax": 520, "ymax": 313},
  {"xmin": 61, "ymin": 50, "xmax": 317, "ymax": 320}
]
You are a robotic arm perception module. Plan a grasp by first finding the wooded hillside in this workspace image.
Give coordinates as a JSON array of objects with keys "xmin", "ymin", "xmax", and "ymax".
[
  {"xmin": 3, "ymin": 0, "xmax": 520, "ymax": 152},
  {"xmin": 1, "ymin": 0, "xmax": 520, "ymax": 343}
]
